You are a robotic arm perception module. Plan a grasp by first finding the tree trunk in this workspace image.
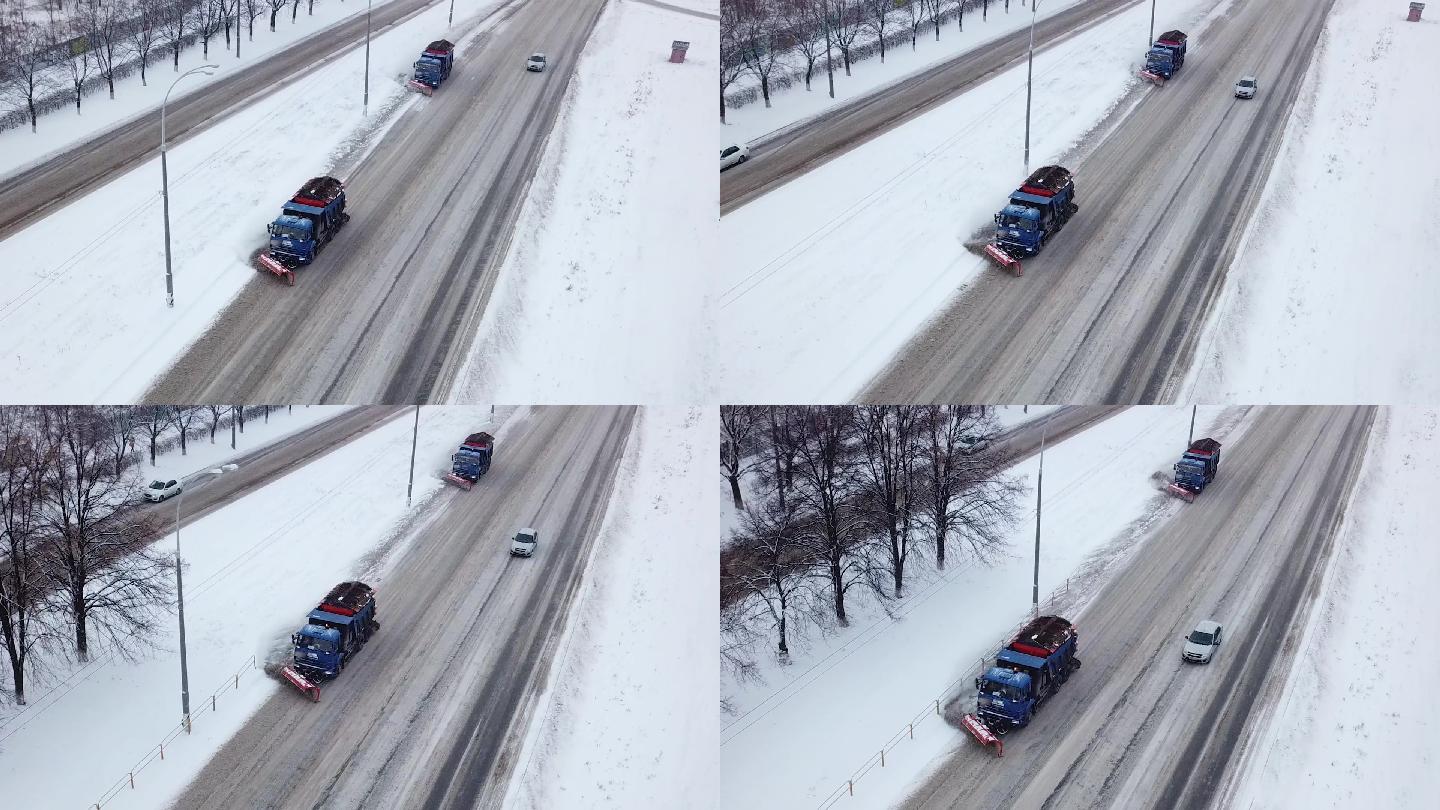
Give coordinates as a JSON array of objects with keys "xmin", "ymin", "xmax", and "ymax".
[{"xmin": 728, "ymin": 475, "xmax": 744, "ymax": 509}]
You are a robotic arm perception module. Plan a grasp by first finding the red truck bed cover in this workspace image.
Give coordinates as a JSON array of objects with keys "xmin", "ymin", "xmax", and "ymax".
[
  {"xmin": 462, "ymin": 431, "xmax": 494, "ymax": 449},
  {"xmin": 425, "ymin": 39, "xmax": 455, "ymax": 55},
  {"xmin": 291, "ymin": 176, "xmax": 344, "ymax": 208},
  {"xmin": 1186, "ymin": 438, "xmax": 1221, "ymax": 456},
  {"xmin": 318, "ymin": 581, "xmax": 373, "ymax": 616},
  {"xmin": 1157, "ymin": 30, "xmax": 1187, "ymax": 45}
]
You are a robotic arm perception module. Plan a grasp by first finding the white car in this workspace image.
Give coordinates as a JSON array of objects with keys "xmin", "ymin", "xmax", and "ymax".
[
  {"xmin": 958, "ymin": 434, "xmax": 990, "ymax": 455},
  {"xmin": 510, "ymin": 528, "xmax": 538, "ymax": 557},
  {"xmin": 720, "ymin": 143, "xmax": 749, "ymax": 170},
  {"xmin": 527, "ymin": 53, "xmax": 546, "ymax": 72},
  {"xmin": 144, "ymin": 479, "xmax": 183, "ymax": 502},
  {"xmin": 1181, "ymin": 619, "xmax": 1223, "ymax": 663},
  {"xmin": 1234, "ymin": 76, "xmax": 1258, "ymax": 99}
]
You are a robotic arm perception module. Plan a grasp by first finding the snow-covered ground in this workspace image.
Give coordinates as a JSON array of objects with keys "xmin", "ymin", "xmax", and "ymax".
[
  {"xmin": 721, "ymin": 405, "xmax": 1252, "ymax": 810},
  {"xmin": 0, "ymin": 0, "xmax": 406, "ymax": 176},
  {"xmin": 0, "ymin": 404, "xmax": 511, "ymax": 810},
  {"xmin": 717, "ymin": 0, "xmax": 1215, "ymax": 402},
  {"xmin": 1185, "ymin": 0, "xmax": 1440, "ymax": 403},
  {"xmin": 450, "ymin": 0, "xmax": 715, "ymax": 404},
  {"xmin": 505, "ymin": 407, "xmax": 716, "ymax": 809},
  {"xmin": 1226, "ymin": 408, "xmax": 1440, "ymax": 808},
  {"xmin": 0, "ymin": 0, "xmax": 502, "ymax": 401},
  {"xmin": 721, "ymin": 0, "xmax": 1085, "ymax": 145}
]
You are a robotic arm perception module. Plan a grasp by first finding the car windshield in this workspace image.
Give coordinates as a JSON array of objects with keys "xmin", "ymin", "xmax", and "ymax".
[
  {"xmin": 515, "ymin": 533, "xmax": 535, "ymax": 544},
  {"xmin": 148, "ymin": 481, "xmax": 166, "ymax": 489},
  {"xmin": 1188, "ymin": 629, "xmax": 1214, "ymax": 645},
  {"xmin": 1239, "ymin": 79, "xmax": 1255, "ymax": 88},
  {"xmin": 722, "ymin": 147, "xmax": 737, "ymax": 158}
]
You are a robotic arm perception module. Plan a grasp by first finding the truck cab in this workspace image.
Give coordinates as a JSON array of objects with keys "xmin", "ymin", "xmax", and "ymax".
[
  {"xmin": 268, "ymin": 214, "xmax": 318, "ymax": 264},
  {"xmin": 976, "ymin": 661, "xmax": 1040, "ymax": 730}
]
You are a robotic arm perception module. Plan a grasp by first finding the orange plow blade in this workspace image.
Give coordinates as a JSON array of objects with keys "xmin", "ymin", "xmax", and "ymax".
[
  {"xmin": 257, "ymin": 254, "xmax": 295, "ymax": 286},
  {"xmin": 279, "ymin": 665, "xmax": 321, "ymax": 702},
  {"xmin": 960, "ymin": 714, "xmax": 1004, "ymax": 756},
  {"xmin": 983, "ymin": 244, "xmax": 1023, "ymax": 276},
  {"xmin": 1167, "ymin": 483, "xmax": 1197, "ymax": 502}
]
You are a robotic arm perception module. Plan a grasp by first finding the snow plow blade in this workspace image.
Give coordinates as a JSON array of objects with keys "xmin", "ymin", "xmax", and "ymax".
[
  {"xmin": 1139, "ymin": 70, "xmax": 1166, "ymax": 86},
  {"xmin": 257, "ymin": 253, "xmax": 295, "ymax": 286},
  {"xmin": 279, "ymin": 665, "xmax": 321, "ymax": 702},
  {"xmin": 443, "ymin": 473, "xmax": 475, "ymax": 490},
  {"xmin": 983, "ymin": 243, "xmax": 1023, "ymax": 276},
  {"xmin": 407, "ymin": 80, "xmax": 434, "ymax": 96},
  {"xmin": 960, "ymin": 713, "xmax": 1004, "ymax": 756},
  {"xmin": 1167, "ymin": 483, "xmax": 1197, "ymax": 502}
]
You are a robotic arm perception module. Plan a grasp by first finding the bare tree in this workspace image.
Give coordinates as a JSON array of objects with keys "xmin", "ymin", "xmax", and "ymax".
[
  {"xmin": 172, "ymin": 406, "xmax": 203, "ymax": 455},
  {"xmin": 924, "ymin": 0, "xmax": 944, "ymax": 40},
  {"xmin": 862, "ymin": 0, "xmax": 895, "ymax": 62},
  {"xmin": 916, "ymin": 406, "xmax": 1021, "ymax": 569},
  {"xmin": 36, "ymin": 407, "xmax": 170, "ymax": 661},
  {"xmin": 195, "ymin": 0, "xmax": 226, "ymax": 59},
  {"xmin": 135, "ymin": 406, "xmax": 174, "ymax": 466},
  {"xmin": 2, "ymin": 21, "xmax": 58, "ymax": 131},
  {"xmin": 902, "ymin": 0, "xmax": 922, "ymax": 49},
  {"xmin": 785, "ymin": 407, "xmax": 876, "ymax": 625},
  {"xmin": 97, "ymin": 406, "xmax": 136, "ymax": 477},
  {"xmin": 204, "ymin": 405, "xmax": 226, "ymax": 442},
  {"xmin": 720, "ymin": 406, "xmax": 759, "ymax": 509},
  {"xmin": 1, "ymin": 409, "xmax": 52, "ymax": 705},
  {"xmin": 242, "ymin": 0, "xmax": 264, "ymax": 44},
  {"xmin": 128, "ymin": 0, "xmax": 162, "ymax": 86},
  {"xmin": 62, "ymin": 27, "xmax": 93, "ymax": 113},
  {"xmin": 781, "ymin": 0, "xmax": 826, "ymax": 92},
  {"xmin": 162, "ymin": 0, "xmax": 194, "ymax": 69},
  {"xmin": 266, "ymin": 0, "xmax": 285, "ymax": 31},
  {"xmin": 719, "ymin": 0, "xmax": 748, "ymax": 123},
  {"xmin": 733, "ymin": 0, "xmax": 785, "ymax": 108},
  {"xmin": 84, "ymin": 0, "xmax": 127, "ymax": 99},
  {"xmin": 725, "ymin": 497, "xmax": 819, "ymax": 661},
  {"xmin": 855, "ymin": 406, "xmax": 919, "ymax": 596},
  {"xmin": 829, "ymin": 0, "xmax": 862, "ymax": 76}
]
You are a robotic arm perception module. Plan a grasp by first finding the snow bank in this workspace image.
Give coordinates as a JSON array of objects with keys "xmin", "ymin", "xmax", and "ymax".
[
  {"xmin": 1184, "ymin": 0, "xmax": 1440, "ymax": 402},
  {"xmin": 450, "ymin": 0, "xmax": 715, "ymax": 404},
  {"xmin": 505, "ymin": 407, "xmax": 717, "ymax": 809},
  {"xmin": 1227, "ymin": 408, "xmax": 1440, "ymax": 808}
]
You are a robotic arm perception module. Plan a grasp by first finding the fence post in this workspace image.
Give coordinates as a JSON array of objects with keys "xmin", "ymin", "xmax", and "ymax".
[
  {"xmin": 128, "ymin": 773, "xmax": 134, "ymax": 789},
  {"xmin": 160, "ymin": 743, "xmax": 165, "ymax": 760},
  {"xmin": 908, "ymin": 723, "xmax": 914, "ymax": 739},
  {"xmin": 212, "ymin": 695, "xmax": 217, "ymax": 712},
  {"xmin": 848, "ymin": 780, "xmax": 854, "ymax": 796},
  {"xmin": 880, "ymin": 749, "xmax": 885, "ymax": 767},
  {"xmin": 934, "ymin": 699, "xmax": 940, "ymax": 715}
]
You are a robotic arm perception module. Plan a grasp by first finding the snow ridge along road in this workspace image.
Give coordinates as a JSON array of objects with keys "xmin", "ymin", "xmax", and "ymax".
[
  {"xmin": 900, "ymin": 405, "xmax": 1374, "ymax": 810},
  {"xmin": 142, "ymin": 0, "xmax": 606, "ymax": 404},
  {"xmin": 863, "ymin": 0, "xmax": 1337, "ymax": 403},
  {"xmin": 173, "ymin": 405, "xmax": 635, "ymax": 809},
  {"xmin": 719, "ymin": 0, "xmax": 1142, "ymax": 214},
  {"xmin": 0, "ymin": 0, "xmax": 475, "ymax": 241}
]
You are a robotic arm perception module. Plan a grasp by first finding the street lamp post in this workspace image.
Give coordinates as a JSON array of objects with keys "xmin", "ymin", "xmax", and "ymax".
[
  {"xmin": 364, "ymin": 0, "xmax": 372, "ymax": 114},
  {"xmin": 448, "ymin": 0, "xmax": 454, "ymax": 25},
  {"xmin": 1023, "ymin": 2, "xmax": 1041, "ymax": 176},
  {"xmin": 1032, "ymin": 417, "xmax": 1049, "ymax": 617},
  {"xmin": 174, "ymin": 463, "xmax": 237, "ymax": 733},
  {"xmin": 161, "ymin": 64, "xmax": 218, "ymax": 308},
  {"xmin": 407, "ymin": 406, "xmax": 420, "ymax": 507},
  {"xmin": 1149, "ymin": 0, "xmax": 1157, "ymax": 52}
]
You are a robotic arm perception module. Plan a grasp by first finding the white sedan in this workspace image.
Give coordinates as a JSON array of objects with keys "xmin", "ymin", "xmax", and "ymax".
[
  {"xmin": 527, "ymin": 53, "xmax": 547, "ymax": 72},
  {"xmin": 144, "ymin": 479, "xmax": 183, "ymax": 502},
  {"xmin": 721, "ymin": 143, "xmax": 749, "ymax": 170}
]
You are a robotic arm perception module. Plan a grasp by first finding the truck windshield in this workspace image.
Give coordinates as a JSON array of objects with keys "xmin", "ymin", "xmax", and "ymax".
[
  {"xmin": 997, "ymin": 214, "xmax": 1034, "ymax": 229},
  {"xmin": 981, "ymin": 681, "xmax": 1025, "ymax": 701},
  {"xmin": 272, "ymin": 224, "xmax": 310, "ymax": 240},
  {"xmin": 300, "ymin": 635, "xmax": 336, "ymax": 652}
]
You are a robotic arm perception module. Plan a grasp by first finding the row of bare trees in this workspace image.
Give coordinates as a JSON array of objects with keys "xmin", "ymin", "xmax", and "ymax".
[
  {"xmin": 721, "ymin": 0, "xmax": 1022, "ymax": 122},
  {"xmin": 721, "ymin": 406, "xmax": 1023, "ymax": 678},
  {"xmin": 0, "ymin": 0, "xmax": 331, "ymax": 133},
  {"xmin": 0, "ymin": 404, "xmax": 286, "ymax": 705}
]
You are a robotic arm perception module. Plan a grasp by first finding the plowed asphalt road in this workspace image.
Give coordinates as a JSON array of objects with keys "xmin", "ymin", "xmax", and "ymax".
[
  {"xmin": 0, "ymin": 0, "xmax": 478, "ymax": 240},
  {"xmin": 144, "ymin": 0, "xmax": 606, "ymax": 403},
  {"xmin": 173, "ymin": 405, "xmax": 635, "ymax": 809},
  {"xmin": 860, "ymin": 0, "xmax": 1335, "ymax": 402},
  {"xmin": 719, "ymin": 0, "xmax": 1144, "ymax": 213},
  {"xmin": 901, "ymin": 405, "xmax": 1374, "ymax": 810}
]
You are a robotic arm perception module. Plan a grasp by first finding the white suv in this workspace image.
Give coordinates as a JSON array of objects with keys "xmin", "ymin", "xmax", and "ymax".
[
  {"xmin": 1182, "ymin": 620, "xmax": 1223, "ymax": 663},
  {"xmin": 510, "ymin": 528, "xmax": 538, "ymax": 557},
  {"xmin": 527, "ymin": 53, "xmax": 547, "ymax": 72},
  {"xmin": 1234, "ymin": 76, "xmax": 1258, "ymax": 99}
]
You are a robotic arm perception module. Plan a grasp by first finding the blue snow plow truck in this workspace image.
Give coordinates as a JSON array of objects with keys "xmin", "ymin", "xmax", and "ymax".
[
  {"xmin": 257, "ymin": 176, "xmax": 351, "ymax": 285},
  {"xmin": 984, "ymin": 165, "xmax": 1079, "ymax": 272},
  {"xmin": 278, "ymin": 582, "xmax": 379, "ymax": 702},
  {"xmin": 408, "ymin": 39, "xmax": 455, "ymax": 94},
  {"xmin": 444, "ymin": 431, "xmax": 495, "ymax": 490},
  {"xmin": 1167, "ymin": 437, "xmax": 1221, "ymax": 502},
  {"xmin": 1140, "ymin": 30, "xmax": 1188, "ymax": 84},
  {"xmin": 959, "ymin": 615, "xmax": 1081, "ymax": 756}
]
